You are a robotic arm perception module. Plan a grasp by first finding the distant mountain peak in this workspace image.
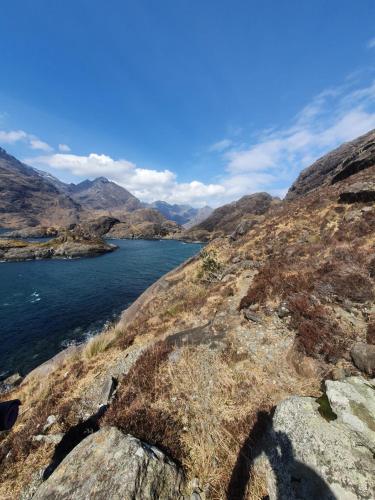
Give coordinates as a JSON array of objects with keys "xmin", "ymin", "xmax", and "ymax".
[{"xmin": 93, "ymin": 176, "xmax": 110, "ymax": 183}]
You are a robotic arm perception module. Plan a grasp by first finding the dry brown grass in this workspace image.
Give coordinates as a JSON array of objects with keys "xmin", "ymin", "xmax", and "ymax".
[
  {"xmin": 155, "ymin": 345, "xmax": 276, "ymax": 499},
  {"xmin": 84, "ymin": 327, "xmax": 118, "ymax": 359}
]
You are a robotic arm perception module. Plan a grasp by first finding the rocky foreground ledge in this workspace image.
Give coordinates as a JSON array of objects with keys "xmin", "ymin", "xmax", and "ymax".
[{"xmin": 18, "ymin": 376, "xmax": 374, "ymax": 499}]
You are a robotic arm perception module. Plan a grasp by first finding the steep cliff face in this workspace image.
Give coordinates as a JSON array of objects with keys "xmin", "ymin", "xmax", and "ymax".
[
  {"xmin": 0, "ymin": 148, "xmax": 80, "ymax": 228},
  {"xmin": 286, "ymin": 128, "xmax": 375, "ymax": 200},
  {"xmin": 0, "ymin": 132, "xmax": 374, "ymax": 499}
]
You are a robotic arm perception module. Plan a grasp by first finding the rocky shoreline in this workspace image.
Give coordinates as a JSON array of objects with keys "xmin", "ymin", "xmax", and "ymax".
[{"xmin": 0, "ymin": 238, "xmax": 117, "ymax": 262}]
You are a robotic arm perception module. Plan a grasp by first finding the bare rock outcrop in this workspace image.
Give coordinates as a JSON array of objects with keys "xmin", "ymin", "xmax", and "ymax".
[
  {"xmin": 32, "ymin": 426, "xmax": 184, "ymax": 500},
  {"xmin": 261, "ymin": 377, "xmax": 375, "ymax": 500},
  {"xmin": 338, "ymin": 180, "xmax": 375, "ymax": 204},
  {"xmin": 286, "ymin": 128, "xmax": 375, "ymax": 199}
]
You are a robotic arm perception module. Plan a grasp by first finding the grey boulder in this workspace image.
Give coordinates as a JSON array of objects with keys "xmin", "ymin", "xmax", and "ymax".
[
  {"xmin": 262, "ymin": 377, "xmax": 375, "ymax": 500},
  {"xmin": 32, "ymin": 426, "xmax": 184, "ymax": 499}
]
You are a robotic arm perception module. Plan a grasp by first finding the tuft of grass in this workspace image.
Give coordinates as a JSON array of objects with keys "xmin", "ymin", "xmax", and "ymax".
[{"xmin": 84, "ymin": 329, "xmax": 116, "ymax": 359}]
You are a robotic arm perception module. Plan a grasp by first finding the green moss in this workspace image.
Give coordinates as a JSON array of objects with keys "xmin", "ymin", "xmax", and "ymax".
[{"xmin": 316, "ymin": 393, "xmax": 337, "ymax": 422}]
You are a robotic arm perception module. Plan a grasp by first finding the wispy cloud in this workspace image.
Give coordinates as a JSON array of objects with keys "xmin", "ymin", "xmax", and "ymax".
[
  {"xmin": 0, "ymin": 129, "xmax": 53, "ymax": 152},
  {"xmin": 29, "ymin": 138, "xmax": 53, "ymax": 152},
  {"xmin": 220, "ymin": 79, "xmax": 375, "ymax": 195},
  {"xmin": 208, "ymin": 138, "xmax": 233, "ymax": 153},
  {"xmin": 58, "ymin": 143, "xmax": 71, "ymax": 152},
  {"xmin": 367, "ymin": 37, "xmax": 375, "ymax": 49}
]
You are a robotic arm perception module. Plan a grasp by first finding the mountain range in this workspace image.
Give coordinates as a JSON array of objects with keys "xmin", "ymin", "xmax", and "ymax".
[{"xmin": 0, "ymin": 148, "xmax": 212, "ymax": 233}]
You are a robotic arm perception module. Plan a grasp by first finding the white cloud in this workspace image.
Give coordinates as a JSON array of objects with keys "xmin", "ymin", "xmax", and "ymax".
[
  {"xmin": 29, "ymin": 138, "xmax": 53, "ymax": 152},
  {"xmin": 208, "ymin": 138, "xmax": 232, "ymax": 152},
  {"xmin": 27, "ymin": 152, "xmax": 225, "ymax": 206},
  {"xmin": 0, "ymin": 130, "xmax": 28, "ymax": 143},
  {"xmin": 367, "ymin": 37, "xmax": 375, "ymax": 49},
  {"xmin": 0, "ymin": 128, "xmax": 53, "ymax": 152},
  {"xmin": 222, "ymin": 79, "xmax": 375, "ymax": 190},
  {"xmin": 58, "ymin": 143, "xmax": 71, "ymax": 152}
]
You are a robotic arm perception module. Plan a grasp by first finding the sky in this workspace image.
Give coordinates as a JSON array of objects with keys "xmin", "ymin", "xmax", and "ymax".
[{"xmin": 0, "ymin": 0, "xmax": 375, "ymax": 207}]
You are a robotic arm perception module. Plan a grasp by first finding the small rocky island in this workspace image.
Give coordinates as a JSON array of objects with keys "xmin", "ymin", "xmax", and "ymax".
[{"xmin": 0, "ymin": 217, "xmax": 119, "ymax": 262}]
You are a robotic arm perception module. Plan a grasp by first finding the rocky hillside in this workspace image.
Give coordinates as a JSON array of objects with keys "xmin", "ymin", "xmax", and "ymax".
[
  {"xmin": 287, "ymin": 128, "xmax": 375, "ymax": 199},
  {"xmin": 0, "ymin": 148, "xmax": 80, "ymax": 228},
  {"xmin": 149, "ymin": 201, "xmax": 213, "ymax": 226},
  {"xmin": 0, "ymin": 132, "xmax": 374, "ymax": 499},
  {"xmin": 183, "ymin": 206, "xmax": 214, "ymax": 229},
  {"xmin": 68, "ymin": 177, "xmax": 142, "ymax": 212},
  {"xmin": 105, "ymin": 208, "xmax": 180, "ymax": 239},
  {"xmin": 183, "ymin": 192, "xmax": 280, "ymax": 241}
]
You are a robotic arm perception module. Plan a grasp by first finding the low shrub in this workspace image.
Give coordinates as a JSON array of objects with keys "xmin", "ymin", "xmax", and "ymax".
[
  {"xmin": 369, "ymin": 257, "xmax": 375, "ymax": 279},
  {"xmin": 102, "ymin": 341, "xmax": 184, "ymax": 462},
  {"xmin": 316, "ymin": 262, "xmax": 374, "ymax": 303},
  {"xmin": 198, "ymin": 249, "xmax": 223, "ymax": 282},
  {"xmin": 239, "ymin": 259, "xmax": 313, "ymax": 309},
  {"xmin": 288, "ymin": 293, "xmax": 349, "ymax": 361}
]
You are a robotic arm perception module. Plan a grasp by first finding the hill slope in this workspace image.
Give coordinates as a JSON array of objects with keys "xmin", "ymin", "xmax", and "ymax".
[
  {"xmin": 0, "ymin": 148, "xmax": 80, "ymax": 228},
  {"xmin": 183, "ymin": 192, "xmax": 279, "ymax": 241},
  {"xmin": 287, "ymin": 128, "xmax": 375, "ymax": 199},
  {"xmin": 69, "ymin": 177, "xmax": 142, "ymax": 212}
]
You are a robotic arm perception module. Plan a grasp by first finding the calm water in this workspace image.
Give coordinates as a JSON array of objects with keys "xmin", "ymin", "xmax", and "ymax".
[{"xmin": 0, "ymin": 239, "xmax": 202, "ymax": 377}]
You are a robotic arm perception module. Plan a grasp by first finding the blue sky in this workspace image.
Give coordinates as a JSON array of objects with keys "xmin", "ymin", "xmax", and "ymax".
[{"xmin": 0, "ymin": 0, "xmax": 375, "ymax": 206}]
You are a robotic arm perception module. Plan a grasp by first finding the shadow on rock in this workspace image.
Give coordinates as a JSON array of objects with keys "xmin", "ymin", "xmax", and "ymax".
[
  {"xmin": 227, "ymin": 410, "xmax": 336, "ymax": 500},
  {"xmin": 43, "ymin": 405, "xmax": 108, "ymax": 480}
]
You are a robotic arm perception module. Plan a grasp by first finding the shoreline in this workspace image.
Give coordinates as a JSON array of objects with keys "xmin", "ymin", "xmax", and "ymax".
[{"xmin": 3, "ymin": 245, "xmax": 203, "ymax": 382}]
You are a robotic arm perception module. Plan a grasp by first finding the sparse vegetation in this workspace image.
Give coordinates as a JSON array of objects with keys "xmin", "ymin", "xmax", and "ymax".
[
  {"xmin": 198, "ymin": 249, "xmax": 223, "ymax": 282},
  {"xmin": 367, "ymin": 320, "xmax": 375, "ymax": 345}
]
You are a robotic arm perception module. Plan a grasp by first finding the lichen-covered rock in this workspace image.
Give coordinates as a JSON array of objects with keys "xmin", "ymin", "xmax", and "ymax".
[
  {"xmin": 32, "ymin": 427, "xmax": 184, "ymax": 499},
  {"xmin": 262, "ymin": 377, "xmax": 375, "ymax": 500},
  {"xmin": 326, "ymin": 376, "xmax": 375, "ymax": 453}
]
